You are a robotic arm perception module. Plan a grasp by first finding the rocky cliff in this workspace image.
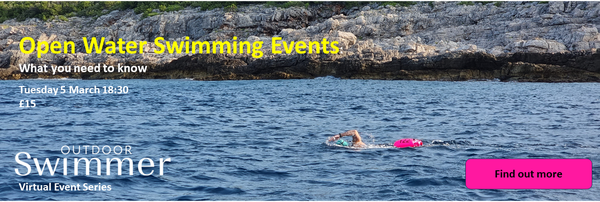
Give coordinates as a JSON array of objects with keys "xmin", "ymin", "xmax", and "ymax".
[{"xmin": 2, "ymin": 1, "xmax": 600, "ymax": 82}]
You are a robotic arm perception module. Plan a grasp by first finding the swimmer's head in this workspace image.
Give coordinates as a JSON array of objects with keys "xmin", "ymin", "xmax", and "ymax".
[{"xmin": 335, "ymin": 139, "xmax": 349, "ymax": 146}]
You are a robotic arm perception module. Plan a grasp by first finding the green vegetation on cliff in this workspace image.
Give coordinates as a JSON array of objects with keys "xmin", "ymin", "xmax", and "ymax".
[
  {"xmin": 0, "ymin": 1, "xmax": 423, "ymax": 23},
  {"xmin": 0, "ymin": 2, "xmax": 253, "ymax": 22}
]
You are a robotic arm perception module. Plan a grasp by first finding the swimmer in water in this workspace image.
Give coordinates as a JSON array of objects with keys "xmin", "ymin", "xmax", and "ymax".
[{"xmin": 328, "ymin": 130, "xmax": 367, "ymax": 147}]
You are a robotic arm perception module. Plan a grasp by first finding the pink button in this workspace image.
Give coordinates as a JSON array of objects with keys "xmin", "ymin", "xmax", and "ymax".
[{"xmin": 466, "ymin": 159, "xmax": 592, "ymax": 189}]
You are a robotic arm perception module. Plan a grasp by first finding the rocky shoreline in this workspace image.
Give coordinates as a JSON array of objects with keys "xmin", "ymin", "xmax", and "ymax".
[{"xmin": 2, "ymin": 1, "xmax": 600, "ymax": 82}]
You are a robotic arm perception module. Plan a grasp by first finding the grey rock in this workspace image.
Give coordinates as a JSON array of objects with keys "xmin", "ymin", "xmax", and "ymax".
[{"xmin": 2, "ymin": 2, "xmax": 600, "ymax": 82}]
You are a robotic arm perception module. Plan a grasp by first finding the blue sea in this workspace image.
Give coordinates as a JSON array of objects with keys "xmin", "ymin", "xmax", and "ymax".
[{"xmin": 0, "ymin": 78, "xmax": 599, "ymax": 200}]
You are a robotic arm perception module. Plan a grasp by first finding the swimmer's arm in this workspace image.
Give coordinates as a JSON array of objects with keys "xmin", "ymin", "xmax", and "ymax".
[
  {"xmin": 328, "ymin": 130, "xmax": 359, "ymax": 141},
  {"xmin": 340, "ymin": 130, "xmax": 360, "ymax": 138}
]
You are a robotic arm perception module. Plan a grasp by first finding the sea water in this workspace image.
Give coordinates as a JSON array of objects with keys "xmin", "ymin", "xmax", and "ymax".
[{"xmin": 0, "ymin": 78, "xmax": 599, "ymax": 200}]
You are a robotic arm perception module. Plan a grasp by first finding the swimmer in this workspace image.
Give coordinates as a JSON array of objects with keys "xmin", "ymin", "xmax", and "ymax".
[{"xmin": 328, "ymin": 130, "xmax": 366, "ymax": 147}]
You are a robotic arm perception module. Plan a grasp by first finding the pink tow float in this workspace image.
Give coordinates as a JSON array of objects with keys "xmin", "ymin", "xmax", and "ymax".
[{"xmin": 394, "ymin": 138, "xmax": 423, "ymax": 148}]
